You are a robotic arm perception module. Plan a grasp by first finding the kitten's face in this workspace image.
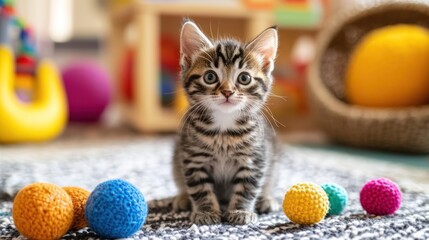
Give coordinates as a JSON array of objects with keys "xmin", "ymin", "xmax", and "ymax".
[{"xmin": 180, "ymin": 22, "xmax": 278, "ymax": 114}]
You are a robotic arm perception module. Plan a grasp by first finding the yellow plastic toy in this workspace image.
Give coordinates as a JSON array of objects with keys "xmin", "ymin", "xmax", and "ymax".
[
  {"xmin": 346, "ymin": 24, "xmax": 429, "ymax": 107},
  {"xmin": 0, "ymin": 46, "xmax": 67, "ymax": 143},
  {"xmin": 282, "ymin": 182, "xmax": 329, "ymax": 225}
]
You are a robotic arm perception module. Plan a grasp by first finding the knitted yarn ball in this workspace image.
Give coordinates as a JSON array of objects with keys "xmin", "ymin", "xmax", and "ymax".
[
  {"xmin": 63, "ymin": 186, "xmax": 90, "ymax": 230},
  {"xmin": 283, "ymin": 182, "xmax": 329, "ymax": 225},
  {"xmin": 12, "ymin": 183, "xmax": 74, "ymax": 240},
  {"xmin": 85, "ymin": 179, "xmax": 148, "ymax": 239},
  {"xmin": 360, "ymin": 178, "xmax": 402, "ymax": 215},
  {"xmin": 321, "ymin": 183, "xmax": 348, "ymax": 215}
]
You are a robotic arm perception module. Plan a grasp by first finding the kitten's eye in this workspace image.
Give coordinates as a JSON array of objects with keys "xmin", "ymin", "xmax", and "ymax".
[
  {"xmin": 203, "ymin": 71, "xmax": 218, "ymax": 84},
  {"xmin": 237, "ymin": 72, "xmax": 252, "ymax": 85}
]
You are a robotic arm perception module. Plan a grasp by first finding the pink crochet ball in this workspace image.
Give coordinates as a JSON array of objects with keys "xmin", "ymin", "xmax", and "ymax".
[{"xmin": 360, "ymin": 178, "xmax": 402, "ymax": 215}]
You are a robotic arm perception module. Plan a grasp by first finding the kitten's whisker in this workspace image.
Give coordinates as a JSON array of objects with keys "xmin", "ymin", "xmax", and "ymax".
[
  {"xmin": 268, "ymin": 93, "xmax": 288, "ymax": 102},
  {"xmin": 178, "ymin": 103, "xmax": 198, "ymax": 131},
  {"xmin": 246, "ymin": 98, "xmax": 285, "ymax": 129},
  {"xmin": 261, "ymin": 105, "xmax": 282, "ymax": 128},
  {"xmin": 260, "ymin": 110, "xmax": 276, "ymax": 135},
  {"xmin": 201, "ymin": 48, "xmax": 214, "ymax": 62},
  {"xmin": 216, "ymin": 23, "xmax": 219, "ymax": 40},
  {"xmin": 178, "ymin": 102, "xmax": 206, "ymax": 131},
  {"xmin": 165, "ymin": 88, "xmax": 185, "ymax": 96},
  {"xmin": 210, "ymin": 21, "xmax": 214, "ymax": 41},
  {"xmin": 198, "ymin": 54, "xmax": 213, "ymax": 63},
  {"xmin": 175, "ymin": 96, "xmax": 198, "ymax": 123},
  {"xmin": 263, "ymin": 105, "xmax": 285, "ymax": 128},
  {"xmin": 187, "ymin": 101, "xmax": 209, "ymax": 135},
  {"xmin": 183, "ymin": 104, "xmax": 205, "ymax": 136},
  {"xmin": 240, "ymin": 104, "xmax": 266, "ymax": 137}
]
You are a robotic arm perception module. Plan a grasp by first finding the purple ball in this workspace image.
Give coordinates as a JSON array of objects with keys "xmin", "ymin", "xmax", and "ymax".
[
  {"xmin": 360, "ymin": 178, "xmax": 402, "ymax": 215},
  {"xmin": 62, "ymin": 61, "xmax": 112, "ymax": 122}
]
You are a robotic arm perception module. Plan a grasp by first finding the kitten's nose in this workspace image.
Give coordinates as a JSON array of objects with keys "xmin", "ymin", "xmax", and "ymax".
[{"xmin": 221, "ymin": 90, "xmax": 235, "ymax": 98}]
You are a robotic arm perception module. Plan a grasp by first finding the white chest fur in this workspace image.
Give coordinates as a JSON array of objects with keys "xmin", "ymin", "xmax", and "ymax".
[{"xmin": 212, "ymin": 110, "xmax": 239, "ymax": 131}]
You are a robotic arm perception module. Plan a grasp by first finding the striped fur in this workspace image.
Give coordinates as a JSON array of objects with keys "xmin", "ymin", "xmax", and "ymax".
[{"xmin": 173, "ymin": 20, "xmax": 280, "ymax": 225}]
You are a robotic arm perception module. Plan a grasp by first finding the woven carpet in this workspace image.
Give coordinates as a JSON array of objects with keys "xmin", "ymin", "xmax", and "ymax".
[{"xmin": 0, "ymin": 126, "xmax": 428, "ymax": 239}]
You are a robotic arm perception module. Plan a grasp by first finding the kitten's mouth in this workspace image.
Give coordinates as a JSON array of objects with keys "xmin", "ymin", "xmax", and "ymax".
[
  {"xmin": 220, "ymin": 99, "xmax": 235, "ymax": 105},
  {"xmin": 212, "ymin": 98, "xmax": 243, "ymax": 112},
  {"xmin": 214, "ymin": 98, "xmax": 241, "ymax": 111}
]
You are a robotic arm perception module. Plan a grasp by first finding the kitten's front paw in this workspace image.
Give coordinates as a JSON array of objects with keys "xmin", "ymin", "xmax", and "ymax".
[
  {"xmin": 256, "ymin": 196, "xmax": 280, "ymax": 214},
  {"xmin": 172, "ymin": 193, "xmax": 191, "ymax": 212},
  {"xmin": 191, "ymin": 211, "xmax": 222, "ymax": 225},
  {"xmin": 226, "ymin": 210, "xmax": 257, "ymax": 225}
]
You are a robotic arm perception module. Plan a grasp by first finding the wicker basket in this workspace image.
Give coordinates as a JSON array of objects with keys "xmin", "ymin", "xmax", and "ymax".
[{"xmin": 308, "ymin": 0, "xmax": 429, "ymax": 153}]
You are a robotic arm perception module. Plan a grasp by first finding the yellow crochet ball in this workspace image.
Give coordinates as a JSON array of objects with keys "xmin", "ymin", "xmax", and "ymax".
[
  {"xmin": 63, "ymin": 186, "xmax": 91, "ymax": 230},
  {"xmin": 282, "ymin": 182, "xmax": 329, "ymax": 225},
  {"xmin": 346, "ymin": 24, "xmax": 429, "ymax": 107},
  {"xmin": 12, "ymin": 183, "xmax": 74, "ymax": 240}
]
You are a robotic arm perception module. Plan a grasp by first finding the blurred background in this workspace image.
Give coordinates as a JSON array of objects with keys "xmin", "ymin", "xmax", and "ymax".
[
  {"xmin": 1, "ymin": 0, "xmax": 429, "ymax": 163},
  {"xmin": 12, "ymin": 0, "xmax": 337, "ymax": 136}
]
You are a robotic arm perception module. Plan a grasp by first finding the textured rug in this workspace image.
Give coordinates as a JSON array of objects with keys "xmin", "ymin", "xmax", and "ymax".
[{"xmin": 0, "ymin": 126, "xmax": 428, "ymax": 239}]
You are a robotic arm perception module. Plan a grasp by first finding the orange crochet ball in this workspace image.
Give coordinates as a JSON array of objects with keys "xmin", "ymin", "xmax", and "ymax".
[
  {"xmin": 63, "ymin": 186, "xmax": 90, "ymax": 230},
  {"xmin": 12, "ymin": 183, "xmax": 74, "ymax": 240}
]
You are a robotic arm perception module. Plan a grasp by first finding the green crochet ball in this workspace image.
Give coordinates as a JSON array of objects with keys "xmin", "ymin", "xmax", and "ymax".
[{"xmin": 321, "ymin": 183, "xmax": 348, "ymax": 215}]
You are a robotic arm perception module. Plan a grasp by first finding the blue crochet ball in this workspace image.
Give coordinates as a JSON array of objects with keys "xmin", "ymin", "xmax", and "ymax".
[
  {"xmin": 85, "ymin": 179, "xmax": 148, "ymax": 238},
  {"xmin": 321, "ymin": 183, "xmax": 348, "ymax": 215}
]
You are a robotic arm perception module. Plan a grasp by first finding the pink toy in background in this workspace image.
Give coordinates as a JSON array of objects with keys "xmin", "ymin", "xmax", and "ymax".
[
  {"xmin": 62, "ymin": 61, "xmax": 112, "ymax": 122},
  {"xmin": 360, "ymin": 178, "xmax": 402, "ymax": 215}
]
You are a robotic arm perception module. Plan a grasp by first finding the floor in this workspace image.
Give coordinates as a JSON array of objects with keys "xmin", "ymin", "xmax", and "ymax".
[{"xmin": 1, "ymin": 125, "xmax": 428, "ymax": 239}]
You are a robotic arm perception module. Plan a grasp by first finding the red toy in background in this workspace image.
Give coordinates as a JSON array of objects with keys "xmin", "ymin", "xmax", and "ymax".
[
  {"xmin": 121, "ymin": 48, "xmax": 134, "ymax": 102},
  {"xmin": 120, "ymin": 35, "xmax": 180, "ymax": 107},
  {"xmin": 160, "ymin": 35, "xmax": 180, "ymax": 107},
  {"xmin": 160, "ymin": 36, "xmax": 180, "ymax": 73}
]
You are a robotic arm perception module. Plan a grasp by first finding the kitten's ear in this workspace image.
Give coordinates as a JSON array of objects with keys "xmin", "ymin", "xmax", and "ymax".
[
  {"xmin": 180, "ymin": 20, "xmax": 213, "ymax": 70},
  {"xmin": 246, "ymin": 27, "xmax": 278, "ymax": 72}
]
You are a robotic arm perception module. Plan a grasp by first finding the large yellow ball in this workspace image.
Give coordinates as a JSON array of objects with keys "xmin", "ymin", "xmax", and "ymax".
[
  {"xmin": 12, "ymin": 183, "xmax": 74, "ymax": 240},
  {"xmin": 346, "ymin": 24, "xmax": 429, "ymax": 107},
  {"xmin": 282, "ymin": 182, "xmax": 329, "ymax": 225}
]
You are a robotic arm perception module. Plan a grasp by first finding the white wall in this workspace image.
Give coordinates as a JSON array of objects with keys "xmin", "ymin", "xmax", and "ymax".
[
  {"xmin": 72, "ymin": 0, "xmax": 107, "ymax": 39},
  {"xmin": 15, "ymin": 0, "xmax": 107, "ymax": 40}
]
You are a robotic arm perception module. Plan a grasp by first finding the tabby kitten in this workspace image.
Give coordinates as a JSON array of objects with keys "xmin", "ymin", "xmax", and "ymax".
[{"xmin": 172, "ymin": 20, "xmax": 280, "ymax": 225}]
